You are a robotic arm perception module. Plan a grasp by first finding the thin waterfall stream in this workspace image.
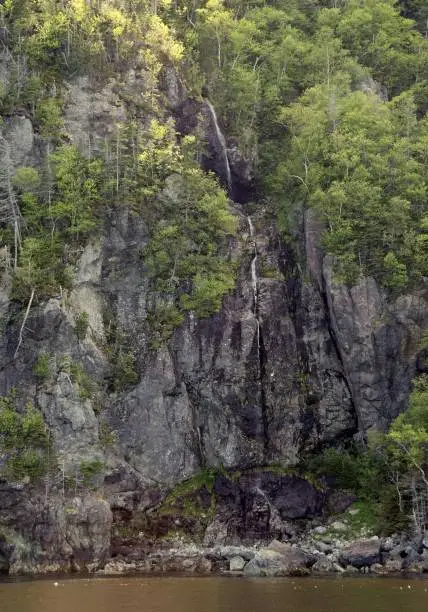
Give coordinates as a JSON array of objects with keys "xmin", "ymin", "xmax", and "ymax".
[
  {"xmin": 247, "ymin": 216, "xmax": 260, "ymax": 352},
  {"xmin": 204, "ymin": 100, "xmax": 232, "ymax": 193}
]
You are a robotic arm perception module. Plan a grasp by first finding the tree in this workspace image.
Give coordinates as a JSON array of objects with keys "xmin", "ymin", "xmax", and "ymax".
[
  {"xmin": 0, "ymin": 136, "xmax": 23, "ymax": 268},
  {"xmin": 377, "ymin": 376, "xmax": 428, "ymax": 535},
  {"xmin": 0, "ymin": 391, "xmax": 51, "ymax": 481}
]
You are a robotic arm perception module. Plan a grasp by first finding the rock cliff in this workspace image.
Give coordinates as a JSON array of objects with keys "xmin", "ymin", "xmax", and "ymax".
[{"xmin": 0, "ymin": 70, "xmax": 427, "ymax": 575}]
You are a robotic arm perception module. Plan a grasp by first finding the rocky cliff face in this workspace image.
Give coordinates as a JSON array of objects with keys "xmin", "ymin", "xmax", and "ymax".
[{"xmin": 0, "ymin": 70, "xmax": 427, "ymax": 574}]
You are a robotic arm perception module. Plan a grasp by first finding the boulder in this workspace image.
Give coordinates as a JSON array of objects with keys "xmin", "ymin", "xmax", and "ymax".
[
  {"xmin": 382, "ymin": 559, "xmax": 403, "ymax": 574},
  {"xmin": 312, "ymin": 557, "xmax": 344, "ymax": 574},
  {"xmin": 339, "ymin": 538, "xmax": 381, "ymax": 568},
  {"xmin": 381, "ymin": 537, "xmax": 394, "ymax": 552},
  {"xmin": 330, "ymin": 521, "xmax": 347, "ymax": 532},
  {"xmin": 313, "ymin": 541, "xmax": 333, "ymax": 554},
  {"xmin": 243, "ymin": 543, "xmax": 314, "ymax": 577},
  {"xmin": 229, "ymin": 556, "xmax": 246, "ymax": 571}
]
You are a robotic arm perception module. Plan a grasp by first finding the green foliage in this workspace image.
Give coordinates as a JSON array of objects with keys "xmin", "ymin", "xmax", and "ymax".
[
  {"xmin": 171, "ymin": 0, "xmax": 428, "ymax": 294},
  {"xmin": 58, "ymin": 355, "xmax": 97, "ymax": 400},
  {"xmin": 111, "ymin": 350, "xmax": 138, "ymax": 392},
  {"xmin": 74, "ymin": 311, "xmax": 89, "ymax": 342},
  {"xmin": 0, "ymin": 391, "xmax": 50, "ymax": 481},
  {"xmin": 35, "ymin": 97, "xmax": 64, "ymax": 139},
  {"xmin": 33, "ymin": 352, "xmax": 51, "ymax": 381},
  {"xmin": 376, "ymin": 485, "xmax": 411, "ymax": 535},
  {"xmin": 12, "ymin": 167, "xmax": 41, "ymax": 194},
  {"xmin": 159, "ymin": 468, "xmax": 218, "ymax": 527},
  {"xmin": 50, "ymin": 145, "xmax": 102, "ymax": 239},
  {"xmin": 306, "ymin": 445, "xmax": 385, "ymax": 501},
  {"xmin": 144, "ymin": 169, "xmax": 237, "ymax": 341},
  {"xmin": 69, "ymin": 363, "xmax": 96, "ymax": 400},
  {"xmin": 99, "ymin": 421, "xmax": 117, "ymax": 447},
  {"xmin": 11, "ymin": 146, "xmax": 103, "ymax": 302},
  {"xmin": 383, "ymin": 251, "xmax": 408, "ymax": 291},
  {"xmin": 79, "ymin": 458, "xmax": 104, "ymax": 488},
  {"xmin": 335, "ymin": 375, "xmax": 428, "ymax": 535}
]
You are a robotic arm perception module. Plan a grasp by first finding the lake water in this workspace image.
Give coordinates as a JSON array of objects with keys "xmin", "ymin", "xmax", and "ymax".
[{"xmin": 1, "ymin": 576, "xmax": 428, "ymax": 612}]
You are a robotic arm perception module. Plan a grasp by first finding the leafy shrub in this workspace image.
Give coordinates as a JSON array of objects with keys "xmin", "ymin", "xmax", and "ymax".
[
  {"xmin": 74, "ymin": 311, "xmax": 89, "ymax": 341},
  {"xmin": 79, "ymin": 459, "xmax": 104, "ymax": 488},
  {"xmin": 12, "ymin": 167, "xmax": 41, "ymax": 194},
  {"xmin": 0, "ymin": 392, "xmax": 50, "ymax": 481},
  {"xmin": 112, "ymin": 350, "xmax": 138, "ymax": 391},
  {"xmin": 33, "ymin": 352, "xmax": 51, "ymax": 381}
]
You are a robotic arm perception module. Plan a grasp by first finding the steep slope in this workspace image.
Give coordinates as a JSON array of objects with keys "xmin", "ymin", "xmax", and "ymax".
[{"xmin": 0, "ymin": 0, "xmax": 427, "ymax": 574}]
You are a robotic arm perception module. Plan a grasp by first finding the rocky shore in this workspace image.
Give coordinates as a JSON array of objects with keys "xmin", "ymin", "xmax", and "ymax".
[
  {"xmin": 99, "ymin": 533, "xmax": 428, "ymax": 578},
  {"xmin": 2, "ymin": 471, "xmax": 428, "ymax": 577}
]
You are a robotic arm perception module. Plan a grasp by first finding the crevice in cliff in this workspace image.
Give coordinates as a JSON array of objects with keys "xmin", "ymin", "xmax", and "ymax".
[
  {"xmin": 247, "ymin": 216, "xmax": 269, "ymax": 456},
  {"xmin": 319, "ymin": 270, "xmax": 359, "ymax": 437},
  {"xmin": 182, "ymin": 376, "xmax": 206, "ymax": 469}
]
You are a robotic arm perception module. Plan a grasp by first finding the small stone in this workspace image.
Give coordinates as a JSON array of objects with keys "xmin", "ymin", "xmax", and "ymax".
[
  {"xmin": 348, "ymin": 508, "xmax": 360, "ymax": 516},
  {"xmin": 381, "ymin": 537, "xmax": 394, "ymax": 552},
  {"xmin": 314, "ymin": 541, "xmax": 333, "ymax": 554},
  {"xmin": 331, "ymin": 521, "xmax": 347, "ymax": 532},
  {"xmin": 229, "ymin": 556, "xmax": 246, "ymax": 571},
  {"xmin": 383, "ymin": 559, "xmax": 403, "ymax": 573},
  {"xmin": 312, "ymin": 557, "xmax": 342, "ymax": 574},
  {"xmin": 313, "ymin": 526, "xmax": 327, "ymax": 535}
]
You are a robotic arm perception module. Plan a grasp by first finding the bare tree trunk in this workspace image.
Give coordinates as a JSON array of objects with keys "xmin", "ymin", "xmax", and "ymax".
[{"xmin": 14, "ymin": 287, "xmax": 35, "ymax": 359}]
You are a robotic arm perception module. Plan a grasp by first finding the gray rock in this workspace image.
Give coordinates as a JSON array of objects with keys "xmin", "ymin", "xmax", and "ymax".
[
  {"xmin": 312, "ymin": 557, "xmax": 344, "ymax": 574},
  {"xmin": 381, "ymin": 537, "xmax": 394, "ymax": 552},
  {"xmin": 313, "ymin": 541, "xmax": 334, "ymax": 554},
  {"xmin": 382, "ymin": 559, "xmax": 403, "ymax": 573},
  {"xmin": 229, "ymin": 556, "xmax": 246, "ymax": 571},
  {"xmin": 339, "ymin": 539, "xmax": 381, "ymax": 568},
  {"xmin": 243, "ymin": 544, "xmax": 314, "ymax": 577},
  {"xmin": 330, "ymin": 521, "xmax": 347, "ymax": 532},
  {"xmin": 0, "ymin": 63, "xmax": 427, "ymax": 576}
]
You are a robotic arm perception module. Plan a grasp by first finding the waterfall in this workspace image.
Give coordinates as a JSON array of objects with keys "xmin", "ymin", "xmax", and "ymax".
[
  {"xmin": 204, "ymin": 100, "xmax": 232, "ymax": 192},
  {"xmin": 248, "ymin": 216, "xmax": 260, "ymax": 350}
]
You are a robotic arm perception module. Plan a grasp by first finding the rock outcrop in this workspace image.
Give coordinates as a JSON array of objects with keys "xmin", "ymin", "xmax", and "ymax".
[{"xmin": 0, "ymin": 69, "xmax": 427, "ymax": 574}]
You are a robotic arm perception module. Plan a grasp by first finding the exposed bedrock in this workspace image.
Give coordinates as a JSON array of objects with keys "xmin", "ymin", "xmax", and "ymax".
[{"xmin": 0, "ymin": 71, "xmax": 426, "ymax": 572}]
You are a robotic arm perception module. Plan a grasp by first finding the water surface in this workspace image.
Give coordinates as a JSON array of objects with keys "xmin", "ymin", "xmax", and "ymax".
[{"xmin": 1, "ymin": 576, "xmax": 428, "ymax": 612}]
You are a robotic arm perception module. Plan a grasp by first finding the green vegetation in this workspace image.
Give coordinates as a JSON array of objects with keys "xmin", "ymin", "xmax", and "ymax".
[
  {"xmin": 99, "ymin": 421, "xmax": 117, "ymax": 448},
  {"xmin": 157, "ymin": 468, "xmax": 218, "ymax": 539},
  {"xmin": 161, "ymin": 468, "xmax": 218, "ymax": 508},
  {"xmin": 144, "ymin": 168, "xmax": 237, "ymax": 341},
  {"xmin": 79, "ymin": 458, "xmax": 104, "ymax": 488},
  {"xmin": 0, "ymin": 0, "xmax": 427, "ymax": 537},
  {"xmin": 74, "ymin": 311, "xmax": 89, "ymax": 342},
  {"xmin": 0, "ymin": 391, "xmax": 50, "ymax": 481},
  {"xmin": 172, "ymin": 0, "xmax": 428, "ymax": 291},
  {"xmin": 111, "ymin": 349, "xmax": 139, "ymax": 392},
  {"xmin": 10, "ymin": 145, "xmax": 103, "ymax": 302},
  {"xmin": 1, "ymin": 0, "xmax": 425, "ymax": 336},
  {"xmin": 33, "ymin": 352, "xmax": 51, "ymax": 381},
  {"xmin": 307, "ymin": 375, "xmax": 428, "ymax": 535},
  {"xmin": 66, "ymin": 360, "xmax": 97, "ymax": 400}
]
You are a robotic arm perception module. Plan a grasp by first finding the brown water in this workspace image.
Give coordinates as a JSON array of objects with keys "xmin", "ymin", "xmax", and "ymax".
[{"xmin": 1, "ymin": 576, "xmax": 428, "ymax": 612}]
